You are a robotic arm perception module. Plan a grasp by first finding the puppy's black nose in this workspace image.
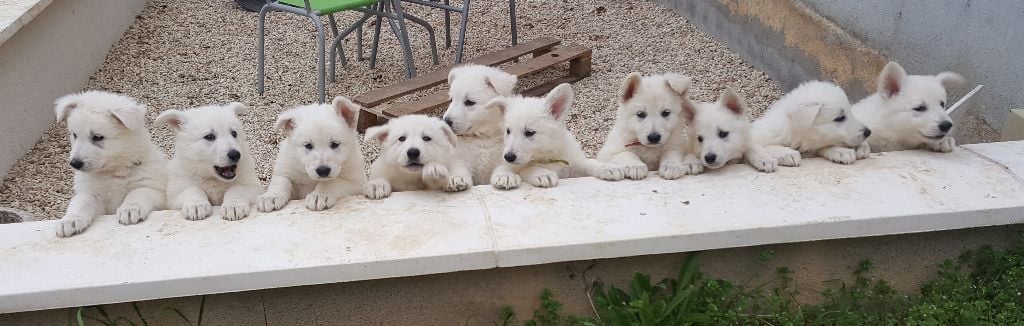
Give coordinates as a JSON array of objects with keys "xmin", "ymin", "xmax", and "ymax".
[
  {"xmin": 69, "ymin": 159, "xmax": 84, "ymax": 170},
  {"xmin": 647, "ymin": 133, "xmax": 661, "ymax": 144},
  {"xmin": 704, "ymin": 153, "xmax": 717, "ymax": 164},
  {"xmin": 938, "ymin": 120, "xmax": 953, "ymax": 132},
  {"xmin": 407, "ymin": 148, "xmax": 420, "ymax": 160},
  {"xmin": 863, "ymin": 128, "xmax": 872, "ymax": 138},
  {"xmin": 227, "ymin": 149, "xmax": 241, "ymax": 162},
  {"xmin": 504, "ymin": 152, "xmax": 517, "ymax": 163},
  {"xmin": 316, "ymin": 166, "xmax": 331, "ymax": 177},
  {"xmin": 444, "ymin": 117, "xmax": 454, "ymax": 127}
]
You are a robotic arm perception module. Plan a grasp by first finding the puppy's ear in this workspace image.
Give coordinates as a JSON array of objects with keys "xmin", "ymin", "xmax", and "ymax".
[
  {"xmin": 485, "ymin": 70, "xmax": 518, "ymax": 96},
  {"xmin": 447, "ymin": 66, "xmax": 460, "ymax": 85},
  {"xmin": 719, "ymin": 88, "xmax": 746, "ymax": 116},
  {"xmin": 155, "ymin": 110, "xmax": 187, "ymax": 132},
  {"xmin": 274, "ymin": 109, "xmax": 297, "ymax": 136},
  {"xmin": 663, "ymin": 73, "xmax": 692, "ymax": 97},
  {"xmin": 936, "ymin": 71, "xmax": 965, "ymax": 90},
  {"xmin": 545, "ymin": 83, "xmax": 574, "ymax": 121},
  {"xmin": 110, "ymin": 104, "xmax": 147, "ymax": 132},
  {"xmin": 332, "ymin": 96, "xmax": 361, "ymax": 128},
  {"xmin": 878, "ymin": 61, "xmax": 907, "ymax": 99},
  {"xmin": 619, "ymin": 72, "xmax": 643, "ymax": 103},
  {"xmin": 681, "ymin": 98, "xmax": 697, "ymax": 122},
  {"xmin": 54, "ymin": 93, "xmax": 81, "ymax": 122},
  {"xmin": 483, "ymin": 97, "xmax": 508, "ymax": 115},
  {"xmin": 441, "ymin": 124, "xmax": 458, "ymax": 148},
  {"xmin": 226, "ymin": 102, "xmax": 249, "ymax": 116},
  {"xmin": 363, "ymin": 125, "xmax": 389, "ymax": 143},
  {"xmin": 788, "ymin": 103, "xmax": 823, "ymax": 126}
]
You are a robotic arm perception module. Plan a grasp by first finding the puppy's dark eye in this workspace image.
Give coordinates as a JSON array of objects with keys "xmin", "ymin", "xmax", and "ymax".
[
  {"xmin": 697, "ymin": 135, "xmax": 704, "ymax": 143},
  {"xmin": 524, "ymin": 129, "xmax": 536, "ymax": 137},
  {"xmin": 398, "ymin": 136, "xmax": 407, "ymax": 142},
  {"xmin": 913, "ymin": 105, "xmax": 927, "ymax": 112},
  {"xmin": 330, "ymin": 142, "xmax": 339, "ymax": 149},
  {"xmin": 91, "ymin": 134, "xmax": 104, "ymax": 142},
  {"xmin": 204, "ymin": 133, "xmax": 216, "ymax": 141},
  {"xmin": 72, "ymin": 133, "xmax": 77, "ymax": 139},
  {"xmin": 834, "ymin": 115, "xmax": 846, "ymax": 123},
  {"xmin": 940, "ymin": 101, "xmax": 946, "ymax": 108},
  {"xmin": 304, "ymin": 143, "xmax": 313, "ymax": 150},
  {"xmin": 636, "ymin": 111, "xmax": 647, "ymax": 119},
  {"xmin": 423, "ymin": 136, "xmax": 432, "ymax": 142},
  {"xmin": 506, "ymin": 128, "xmax": 510, "ymax": 135},
  {"xmin": 230, "ymin": 130, "xmax": 238, "ymax": 138},
  {"xmin": 661, "ymin": 110, "xmax": 671, "ymax": 118},
  {"xmin": 718, "ymin": 130, "xmax": 729, "ymax": 138},
  {"xmin": 464, "ymin": 100, "xmax": 476, "ymax": 106}
]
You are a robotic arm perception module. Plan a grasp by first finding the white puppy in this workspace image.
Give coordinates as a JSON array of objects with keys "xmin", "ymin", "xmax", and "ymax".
[
  {"xmin": 683, "ymin": 88, "xmax": 777, "ymax": 173},
  {"xmin": 442, "ymin": 64, "xmax": 517, "ymax": 189},
  {"xmin": 853, "ymin": 61, "xmax": 964, "ymax": 152},
  {"xmin": 256, "ymin": 97, "xmax": 367, "ymax": 212},
  {"xmin": 487, "ymin": 83, "xmax": 625, "ymax": 189},
  {"xmin": 157, "ymin": 103, "xmax": 263, "ymax": 221},
  {"xmin": 53, "ymin": 91, "xmax": 167, "ymax": 237},
  {"xmin": 597, "ymin": 72, "xmax": 698, "ymax": 180},
  {"xmin": 752, "ymin": 81, "xmax": 872, "ymax": 165},
  {"xmin": 363, "ymin": 115, "xmax": 461, "ymax": 199}
]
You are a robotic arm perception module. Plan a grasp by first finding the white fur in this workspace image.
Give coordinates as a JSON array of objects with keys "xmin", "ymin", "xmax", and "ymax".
[
  {"xmin": 363, "ymin": 115, "xmax": 462, "ymax": 199},
  {"xmin": 442, "ymin": 64, "xmax": 517, "ymax": 188},
  {"xmin": 853, "ymin": 61, "xmax": 964, "ymax": 153},
  {"xmin": 683, "ymin": 88, "xmax": 777, "ymax": 173},
  {"xmin": 54, "ymin": 91, "xmax": 167, "ymax": 237},
  {"xmin": 488, "ymin": 83, "xmax": 625, "ymax": 189},
  {"xmin": 752, "ymin": 81, "xmax": 872, "ymax": 165},
  {"xmin": 257, "ymin": 97, "xmax": 367, "ymax": 212},
  {"xmin": 597, "ymin": 72, "xmax": 698, "ymax": 180},
  {"xmin": 157, "ymin": 103, "xmax": 263, "ymax": 221}
]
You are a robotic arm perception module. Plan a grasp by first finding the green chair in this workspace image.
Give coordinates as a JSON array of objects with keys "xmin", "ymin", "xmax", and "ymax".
[{"xmin": 257, "ymin": 0, "xmax": 438, "ymax": 103}]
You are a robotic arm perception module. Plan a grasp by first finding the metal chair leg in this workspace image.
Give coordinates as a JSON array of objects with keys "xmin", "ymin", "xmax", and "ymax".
[
  {"xmin": 455, "ymin": 0, "xmax": 470, "ymax": 63},
  {"xmin": 369, "ymin": 12, "xmax": 384, "ymax": 69},
  {"xmin": 257, "ymin": 5, "xmax": 272, "ymax": 95},
  {"xmin": 329, "ymin": 11, "xmax": 373, "ymax": 82},
  {"xmin": 509, "ymin": 0, "xmax": 517, "ymax": 45},
  {"xmin": 388, "ymin": 0, "xmax": 417, "ymax": 78},
  {"xmin": 443, "ymin": 0, "xmax": 452, "ymax": 48},
  {"xmin": 403, "ymin": 13, "xmax": 439, "ymax": 65},
  {"xmin": 310, "ymin": 14, "xmax": 327, "ymax": 103}
]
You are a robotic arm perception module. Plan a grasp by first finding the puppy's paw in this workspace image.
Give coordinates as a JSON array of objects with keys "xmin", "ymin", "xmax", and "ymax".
[
  {"xmin": 775, "ymin": 150, "xmax": 802, "ymax": 167},
  {"xmin": 183, "ymin": 201, "xmax": 212, "ymax": 221},
  {"xmin": 56, "ymin": 215, "xmax": 92, "ymax": 237},
  {"xmin": 423, "ymin": 163, "xmax": 449, "ymax": 180},
  {"xmin": 116, "ymin": 202, "xmax": 150, "ymax": 225},
  {"xmin": 364, "ymin": 180, "xmax": 392, "ymax": 199},
  {"xmin": 930, "ymin": 137, "xmax": 956, "ymax": 153},
  {"xmin": 682, "ymin": 157, "xmax": 704, "ymax": 175},
  {"xmin": 750, "ymin": 157, "xmax": 778, "ymax": 173},
  {"xmin": 596, "ymin": 164, "xmax": 625, "ymax": 181},
  {"xmin": 256, "ymin": 193, "xmax": 288, "ymax": 213},
  {"xmin": 855, "ymin": 142, "xmax": 871, "ymax": 159},
  {"xmin": 821, "ymin": 147, "xmax": 856, "ymax": 165},
  {"xmin": 305, "ymin": 191, "xmax": 336, "ymax": 211},
  {"xmin": 491, "ymin": 172, "xmax": 521, "ymax": 190},
  {"xmin": 622, "ymin": 164, "xmax": 648, "ymax": 180},
  {"xmin": 658, "ymin": 163, "xmax": 686, "ymax": 180},
  {"xmin": 528, "ymin": 169, "xmax": 559, "ymax": 188},
  {"xmin": 222, "ymin": 201, "xmax": 251, "ymax": 221},
  {"xmin": 445, "ymin": 175, "xmax": 471, "ymax": 192}
]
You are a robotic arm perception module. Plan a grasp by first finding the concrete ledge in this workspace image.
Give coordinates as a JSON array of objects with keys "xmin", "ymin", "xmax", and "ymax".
[
  {"xmin": 0, "ymin": 0, "xmax": 52, "ymax": 46},
  {"xmin": 1, "ymin": 141, "xmax": 1023, "ymax": 313}
]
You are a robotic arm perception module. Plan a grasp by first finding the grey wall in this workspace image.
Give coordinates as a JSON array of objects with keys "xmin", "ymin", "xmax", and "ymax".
[
  {"xmin": 798, "ymin": 1, "xmax": 1023, "ymax": 128},
  {"xmin": 0, "ymin": 0, "xmax": 147, "ymax": 179}
]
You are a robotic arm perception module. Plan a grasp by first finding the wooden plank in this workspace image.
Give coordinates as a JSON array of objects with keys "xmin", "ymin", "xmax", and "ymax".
[
  {"xmin": 520, "ymin": 75, "xmax": 587, "ymax": 97},
  {"xmin": 381, "ymin": 44, "xmax": 593, "ymax": 118},
  {"xmin": 353, "ymin": 37, "xmax": 562, "ymax": 107}
]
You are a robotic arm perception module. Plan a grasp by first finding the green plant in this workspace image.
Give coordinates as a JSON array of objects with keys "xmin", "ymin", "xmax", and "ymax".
[{"xmin": 69, "ymin": 295, "xmax": 207, "ymax": 326}]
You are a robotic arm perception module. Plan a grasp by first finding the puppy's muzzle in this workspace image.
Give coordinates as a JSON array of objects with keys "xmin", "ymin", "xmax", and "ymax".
[
  {"xmin": 504, "ymin": 152, "xmax": 517, "ymax": 163},
  {"xmin": 646, "ymin": 133, "xmax": 662, "ymax": 145},
  {"xmin": 69, "ymin": 159, "xmax": 84, "ymax": 170},
  {"xmin": 316, "ymin": 166, "xmax": 331, "ymax": 178},
  {"xmin": 227, "ymin": 149, "xmax": 241, "ymax": 163},
  {"xmin": 704, "ymin": 153, "xmax": 717, "ymax": 165}
]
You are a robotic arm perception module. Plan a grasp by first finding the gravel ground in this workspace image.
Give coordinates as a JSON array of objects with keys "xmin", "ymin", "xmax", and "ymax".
[{"xmin": 3, "ymin": 0, "xmax": 987, "ymax": 221}]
